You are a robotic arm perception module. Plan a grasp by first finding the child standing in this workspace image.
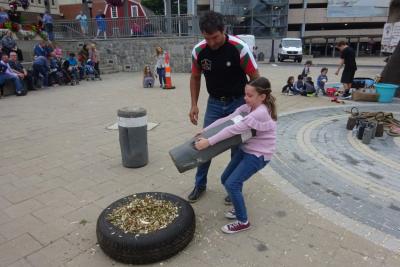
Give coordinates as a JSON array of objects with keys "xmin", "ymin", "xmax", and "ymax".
[
  {"xmin": 143, "ymin": 65, "xmax": 155, "ymax": 88},
  {"xmin": 154, "ymin": 47, "xmax": 166, "ymax": 88},
  {"xmin": 316, "ymin": 67, "xmax": 328, "ymax": 96},
  {"xmin": 89, "ymin": 43, "xmax": 101, "ymax": 79},
  {"xmin": 195, "ymin": 77, "xmax": 277, "ymax": 234},
  {"xmin": 281, "ymin": 76, "xmax": 294, "ymax": 95},
  {"xmin": 301, "ymin": 60, "xmax": 312, "ymax": 78}
]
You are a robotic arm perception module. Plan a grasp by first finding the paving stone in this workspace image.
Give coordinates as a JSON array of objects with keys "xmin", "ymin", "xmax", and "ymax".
[
  {"xmin": 32, "ymin": 204, "xmax": 77, "ymax": 223},
  {"xmin": 327, "ymin": 247, "xmax": 384, "ymax": 267},
  {"xmin": 0, "ymin": 234, "xmax": 42, "ymax": 267},
  {"xmin": 4, "ymin": 199, "xmax": 44, "ymax": 219},
  {"xmin": 0, "ymin": 196, "xmax": 12, "ymax": 210},
  {"xmin": 7, "ymin": 259, "xmax": 33, "ymax": 267},
  {"xmin": 34, "ymin": 188, "xmax": 82, "ymax": 208},
  {"xmin": 28, "ymin": 217, "xmax": 79, "ymax": 246},
  {"xmin": 0, "ymin": 215, "xmax": 43, "ymax": 241},
  {"xmin": 62, "ymin": 203, "xmax": 103, "ymax": 225},
  {"xmin": 26, "ymin": 238, "xmax": 81, "ymax": 267}
]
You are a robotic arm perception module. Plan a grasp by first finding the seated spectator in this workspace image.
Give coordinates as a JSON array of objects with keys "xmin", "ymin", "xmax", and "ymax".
[
  {"xmin": 78, "ymin": 44, "xmax": 89, "ymax": 79},
  {"xmin": 48, "ymin": 52, "xmax": 61, "ymax": 86},
  {"xmin": 302, "ymin": 76, "xmax": 316, "ymax": 96},
  {"xmin": 131, "ymin": 22, "xmax": 142, "ymax": 36},
  {"xmin": 7, "ymin": 9, "xmax": 21, "ymax": 27},
  {"xmin": 32, "ymin": 55, "xmax": 50, "ymax": 88},
  {"xmin": 78, "ymin": 44, "xmax": 89, "ymax": 64},
  {"xmin": 281, "ymin": 76, "xmax": 294, "ymax": 95},
  {"xmin": 44, "ymin": 42, "xmax": 54, "ymax": 56},
  {"xmin": 293, "ymin": 74, "xmax": 305, "ymax": 95},
  {"xmin": 316, "ymin": 67, "xmax": 328, "ymax": 97},
  {"xmin": 9, "ymin": 51, "xmax": 34, "ymax": 91},
  {"xmin": 0, "ymin": 7, "xmax": 9, "ymax": 24},
  {"xmin": 0, "ymin": 53, "xmax": 24, "ymax": 95},
  {"xmin": 36, "ymin": 14, "xmax": 44, "ymax": 32},
  {"xmin": 54, "ymin": 46, "xmax": 63, "ymax": 58},
  {"xmin": 143, "ymin": 21, "xmax": 153, "ymax": 36},
  {"xmin": 33, "ymin": 40, "xmax": 48, "ymax": 58},
  {"xmin": 143, "ymin": 65, "xmax": 155, "ymax": 88},
  {"xmin": 1, "ymin": 30, "xmax": 23, "ymax": 61},
  {"xmin": 66, "ymin": 53, "xmax": 79, "ymax": 85}
]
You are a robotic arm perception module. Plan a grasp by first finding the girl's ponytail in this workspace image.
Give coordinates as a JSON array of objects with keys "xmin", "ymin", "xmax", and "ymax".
[
  {"xmin": 249, "ymin": 77, "xmax": 277, "ymax": 121},
  {"xmin": 265, "ymin": 92, "xmax": 277, "ymax": 121}
]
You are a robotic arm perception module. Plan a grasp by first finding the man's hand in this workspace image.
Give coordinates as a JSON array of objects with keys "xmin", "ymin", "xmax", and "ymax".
[
  {"xmin": 189, "ymin": 105, "xmax": 199, "ymax": 125},
  {"xmin": 194, "ymin": 138, "xmax": 210, "ymax": 150},
  {"xmin": 17, "ymin": 73, "xmax": 24, "ymax": 79}
]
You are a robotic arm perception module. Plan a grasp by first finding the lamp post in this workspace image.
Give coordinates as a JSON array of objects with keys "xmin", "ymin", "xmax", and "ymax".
[
  {"xmin": 269, "ymin": 39, "xmax": 275, "ymax": 62},
  {"xmin": 87, "ymin": 0, "xmax": 93, "ymax": 18},
  {"xmin": 176, "ymin": 0, "xmax": 181, "ymax": 36}
]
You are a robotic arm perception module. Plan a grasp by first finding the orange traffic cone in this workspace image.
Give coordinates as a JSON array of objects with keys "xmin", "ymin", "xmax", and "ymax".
[{"xmin": 163, "ymin": 51, "xmax": 175, "ymax": 89}]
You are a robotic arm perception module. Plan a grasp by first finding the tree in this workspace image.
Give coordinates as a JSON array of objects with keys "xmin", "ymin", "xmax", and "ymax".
[
  {"xmin": 141, "ymin": 0, "xmax": 187, "ymax": 15},
  {"xmin": 141, "ymin": 0, "xmax": 164, "ymax": 15},
  {"xmin": 381, "ymin": 0, "xmax": 400, "ymax": 90}
]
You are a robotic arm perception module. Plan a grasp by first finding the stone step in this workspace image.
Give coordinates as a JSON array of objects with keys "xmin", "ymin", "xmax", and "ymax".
[{"xmin": 100, "ymin": 67, "xmax": 119, "ymax": 74}]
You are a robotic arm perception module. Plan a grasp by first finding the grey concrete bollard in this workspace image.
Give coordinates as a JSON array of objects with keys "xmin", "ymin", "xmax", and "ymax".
[
  {"xmin": 118, "ymin": 107, "xmax": 148, "ymax": 168},
  {"xmin": 169, "ymin": 113, "xmax": 254, "ymax": 173}
]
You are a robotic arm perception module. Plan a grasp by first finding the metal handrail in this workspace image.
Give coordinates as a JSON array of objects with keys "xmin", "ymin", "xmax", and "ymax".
[{"xmin": 20, "ymin": 14, "xmax": 288, "ymax": 39}]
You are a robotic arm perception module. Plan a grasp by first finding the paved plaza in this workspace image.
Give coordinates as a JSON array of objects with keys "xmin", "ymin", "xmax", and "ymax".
[{"xmin": 0, "ymin": 60, "xmax": 399, "ymax": 266}]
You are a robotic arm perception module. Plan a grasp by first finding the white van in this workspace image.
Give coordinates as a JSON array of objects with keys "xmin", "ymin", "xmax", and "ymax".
[
  {"xmin": 237, "ymin": 34, "xmax": 256, "ymax": 54},
  {"xmin": 278, "ymin": 38, "xmax": 303, "ymax": 63}
]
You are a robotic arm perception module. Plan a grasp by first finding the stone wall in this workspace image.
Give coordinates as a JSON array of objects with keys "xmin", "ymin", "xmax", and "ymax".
[
  {"xmin": 16, "ymin": 36, "xmax": 279, "ymax": 72},
  {"xmin": 57, "ymin": 37, "xmax": 202, "ymax": 73}
]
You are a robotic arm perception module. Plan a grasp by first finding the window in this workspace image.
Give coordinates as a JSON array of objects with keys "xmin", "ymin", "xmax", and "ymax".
[
  {"xmin": 306, "ymin": 3, "xmax": 328, "ymax": 8},
  {"xmin": 30, "ymin": 0, "xmax": 34, "ymax": 3},
  {"xmin": 131, "ymin": 6, "xmax": 138, "ymax": 17},
  {"xmin": 51, "ymin": 0, "xmax": 55, "ymax": 5},
  {"xmin": 111, "ymin": 6, "xmax": 118, "ymax": 18},
  {"xmin": 289, "ymin": 4, "xmax": 303, "ymax": 9},
  {"xmin": 38, "ymin": 0, "xmax": 41, "ymax": 4}
]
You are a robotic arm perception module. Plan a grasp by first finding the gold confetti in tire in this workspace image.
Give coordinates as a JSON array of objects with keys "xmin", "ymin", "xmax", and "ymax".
[{"xmin": 96, "ymin": 192, "xmax": 195, "ymax": 264}]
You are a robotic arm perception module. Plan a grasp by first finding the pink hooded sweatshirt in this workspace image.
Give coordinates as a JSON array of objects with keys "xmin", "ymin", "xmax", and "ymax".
[{"xmin": 204, "ymin": 104, "xmax": 277, "ymax": 160}]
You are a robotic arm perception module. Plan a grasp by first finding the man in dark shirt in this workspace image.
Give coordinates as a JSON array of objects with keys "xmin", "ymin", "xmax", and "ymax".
[
  {"xmin": 9, "ymin": 51, "xmax": 34, "ymax": 90},
  {"xmin": 32, "ymin": 55, "xmax": 50, "ymax": 88},
  {"xmin": 335, "ymin": 41, "xmax": 357, "ymax": 97},
  {"xmin": 188, "ymin": 11, "xmax": 259, "ymax": 203}
]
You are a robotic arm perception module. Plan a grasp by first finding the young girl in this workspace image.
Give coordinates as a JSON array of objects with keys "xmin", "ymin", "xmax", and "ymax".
[
  {"xmin": 89, "ymin": 43, "xmax": 101, "ymax": 79},
  {"xmin": 154, "ymin": 46, "xmax": 166, "ymax": 88},
  {"xmin": 143, "ymin": 65, "xmax": 155, "ymax": 88},
  {"xmin": 195, "ymin": 77, "xmax": 277, "ymax": 234},
  {"xmin": 281, "ymin": 76, "xmax": 294, "ymax": 95}
]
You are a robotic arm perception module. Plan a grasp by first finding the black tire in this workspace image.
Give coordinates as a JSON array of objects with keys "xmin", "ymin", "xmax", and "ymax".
[{"xmin": 96, "ymin": 192, "xmax": 195, "ymax": 265}]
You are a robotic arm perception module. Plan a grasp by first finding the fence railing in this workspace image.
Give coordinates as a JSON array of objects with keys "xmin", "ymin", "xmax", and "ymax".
[
  {"xmin": 47, "ymin": 16, "xmax": 201, "ymax": 40},
  {"xmin": 21, "ymin": 15, "xmax": 287, "ymax": 40}
]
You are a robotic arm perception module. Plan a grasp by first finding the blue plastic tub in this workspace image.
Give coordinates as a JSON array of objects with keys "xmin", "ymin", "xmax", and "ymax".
[{"xmin": 375, "ymin": 83, "xmax": 398, "ymax": 103}]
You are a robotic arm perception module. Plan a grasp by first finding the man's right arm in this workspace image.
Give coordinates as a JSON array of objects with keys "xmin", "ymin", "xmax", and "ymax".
[
  {"xmin": 189, "ymin": 72, "xmax": 201, "ymax": 125},
  {"xmin": 335, "ymin": 58, "xmax": 344, "ymax": 75}
]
